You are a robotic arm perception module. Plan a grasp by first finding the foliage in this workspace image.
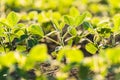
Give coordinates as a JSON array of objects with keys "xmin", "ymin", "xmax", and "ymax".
[{"xmin": 1, "ymin": 0, "xmax": 120, "ymax": 80}]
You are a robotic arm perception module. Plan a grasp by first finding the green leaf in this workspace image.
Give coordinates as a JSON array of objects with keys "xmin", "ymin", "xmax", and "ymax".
[
  {"xmin": 60, "ymin": 22, "xmax": 65, "ymax": 30},
  {"xmin": 0, "ymin": 46, "xmax": 4, "ymax": 52},
  {"xmin": 79, "ymin": 63, "xmax": 90, "ymax": 80},
  {"xmin": 53, "ymin": 19, "xmax": 60, "ymax": 30},
  {"xmin": 57, "ymin": 46, "xmax": 84, "ymax": 63},
  {"xmin": 53, "ymin": 19, "xmax": 65, "ymax": 31},
  {"xmin": 0, "ymin": 26, "xmax": 4, "ymax": 37},
  {"xmin": 20, "ymin": 34, "xmax": 29, "ymax": 41},
  {"xmin": 97, "ymin": 28, "xmax": 112, "ymax": 38},
  {"xmin": 29, "ymin": 44, "xmax": 48, "ymax": 61},
  {"xmin": 24, "ymin": 44, "xmax": 48, "ymax": 70},
  {"xmin": 16, "ymin": 45, "xmax": 26, "ymax": 52},
  {"xmin": 106, "ymin": 47, "xmax": 120, "ymax": 64},
  {"xmin": 69, "ymin": 7, "xmax": 80, "ymax": 17},
  {"xmin": 28, "ymin": 11, "xmax": 38, "ymax": 20},
  {"xmin": 108, "ymin": 0, "xmax": 120, "ymax": 8},
  {"xmin": 27, "ymin": 39, "xmax": 38, "ymax": 48},
  {"xmin": 29, "ymin": 24, "xmax": 44, "ymax": 37},
  {"xmin": 112, "ymin": 14, "xmax": 120, "ymax": 33},
  {"xmin": 0, "ymin": 52, "xmax": 16, "ymax": 67},
  {"xmin": 83, "ymin": 22, "xmax": 93, "ymax": 30},
  {"xmin": 75, "ymin": 12, "xmax": 87, "ymax": 26},
  {"xmin": 53, "ymin": 12, "xmax": 61, "ymax": 21},
  {"xmin": 64, "ymin": 15, "xmax": 74, "ymax": 26},
  {"xmin": 68, "ymin": 27, "xmax": 77, "ymax": 36},
  {"xmin": 7, "ymin": 11, "xmax": 20, "ymax": 27},
  {"xmin": 85, "ymin": 43, "xmax": 98, "ymax": 54}
]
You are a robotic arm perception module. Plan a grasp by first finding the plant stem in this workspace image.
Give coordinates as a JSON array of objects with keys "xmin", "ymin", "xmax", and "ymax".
[
  {"xmin": 43, "ymin": 36, "xmax": 61, "ymax": 45},
  {"xmin": 112, "ymin": 33, "xmax": 115, "ymax": 47},
  {"xmin": 65, "ymin": 36, "xmax": 75, "ymax": 42},
  {"xmin": 62, "ymin": 31, "xmax": 68, "ymax": 39},
  {"xmin": 0, "ymin": 37, "xmax": 6, "ymax": 52},
  {"xmin": 45, "ymin": 31, "xmax": 57, "ymax": 37},
  {"xmin": 85, "ymin": 38, "xmax": 93, "ymax": 43},
  {"xmin": 0, "ymin": 22, "xmax": 13, "ymax": 50},
  {"xmin": 51, "ymin": 21, "xmax": 59, "ymax": 31},
  {"xmin": 50, "ymin": 21, "xmax": 65, "ymax": 46},
  {"xmin": 8, "ymin": 30, "xmax": 13, "ymax": 50},
  {"xmin": 4, "ymin": 28, "xmax": 13, "ymax": 50},
  {"xmin": 57, "ymin": 31, "xmax": 64, "ymax": 46}
]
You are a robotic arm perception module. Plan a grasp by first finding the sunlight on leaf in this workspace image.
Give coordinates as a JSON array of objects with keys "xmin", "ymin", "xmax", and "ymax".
[
  {"xmin": 7, "ymin": 11, "xmax": 20, "ymax": 27},
  {"xmin": 0, "ymin": 52, "xmax": 16, "ymax": 67},
  {"xmin": 64, "ymin": 15, "xmax": 74, "ymax": 26},
  {"xmin": 29, "ymin": 24, "xmax": 44, "ymax": 37},
  {"xmin": 67, "ymin": 27, "xmax": 77, "ymax": 36},
  {"xmin": 24, "ymin": 44, "xmax": 48, "ymax": 70},
  {"xmin": 57, "ymin": 46, "xmax": 84, "ymax": 63},
  {"xmin": 85, "ymin": 43, "xmax": 98, "ymax": 54},
  {"xmin": 69, "ymin": 7, "xmax": 80, "ymax": 17},
  {"xmin": 75, "ymin": 12, "xmax": 87, "ymax": 26},
  {"xmin": 106, "ymin": 47, "xmax": 120, "ymax": 64}
]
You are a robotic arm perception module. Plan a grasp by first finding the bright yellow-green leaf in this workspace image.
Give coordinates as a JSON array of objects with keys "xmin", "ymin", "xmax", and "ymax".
[
  {"xmin": 53, "ymin": 19, "xmax": 65, "ymax": 30},
  {"xmin": 16, "ymin": 45, "xmax": 26, "ymax": 52},
  {"xmin": 7, "ymin": 11, "xmax": 20, "ymax": 27},
  {"xmin": 29, "ymin": 24, "xmax": 44, "ymax": 37},
  {"xmin": 82, "ymin": 55, "xmax": 107, "ymax": 76},
  {"xmin": 38, "ymin": 13, "xmax": 44, "ymax": 23},
  {"xmin": 60, "ymin": 22, "xmax": 65, "ymax": 30},
  {"xmin": 112, "ymin": 14, "xmax": 120, "ymax": 33},
  {"xmin": 53, "ymin": 12, "xmax": 61, "ymax": 21},
  {"xmin": 38, "ymin": 11, "xmax": 52, "ymax": 23},
  {"xmin": 91, "ymin": 17, "xmax": 100, "ymax": 25},
  {"xmin": 69, "ymin": 7, "xmax": 80, "ymax": 17},
  {"xmin": 64, "ymin": 15, "xmax": 74, "ymax": 26},
  {"xmin": 24, "ymin": 44, "xmax": 48, "ymax": 70},
  {"xmin": 106, "ymin": 47, "xmax": 120, "ymax": 64},
  {"xmin": 75, "ymin": 12, "xmax": 87, "ymax": 26},
  {"xmin": 108, "ymin": 0, "xmax": 120, "ymax": 8},
  {"xmin": 85, "ymin": 43, "xmax": 98, "ymax": 54},
  {"xmin": 0, "ymin": 26, "xmax": 4, "ymax": 37},
  {"xmin": 28, "ymin": 11, "xmax": 38, "ymax": 20},
  {"xmin": 0, "ymin": 46, "xmax": 4, "ymax": 52},
  {"xmin": 0, "ymin": 52, "xmax": 16, "ymax": 67},
  {"xmin": 57, "ymin": 46, "xmax": 84, "ymax": 63},
  {"xmin": 68, "ymin": 27, "xmax": 77, "ymax": 36},
  {"xmin": 29, "ymin": 44, "xmax": 48, "ymax": 61}
]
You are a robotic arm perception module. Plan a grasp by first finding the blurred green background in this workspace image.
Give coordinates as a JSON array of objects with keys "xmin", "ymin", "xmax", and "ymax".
[{"xmin": 1, "ymin": 0, "xmax": 120, "ymax": 16}]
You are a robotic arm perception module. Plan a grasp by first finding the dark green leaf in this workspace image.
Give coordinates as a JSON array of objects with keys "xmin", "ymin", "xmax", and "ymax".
[{"xmin": 83, "ymin": 22, "xmax": 93, "ymax": 30}]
